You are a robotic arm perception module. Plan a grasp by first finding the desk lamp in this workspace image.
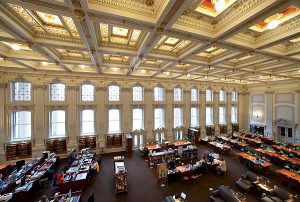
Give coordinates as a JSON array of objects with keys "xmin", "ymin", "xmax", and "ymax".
[{"xmin": 284, "ymin": 165, "xmax": 290, "ymax": 170}]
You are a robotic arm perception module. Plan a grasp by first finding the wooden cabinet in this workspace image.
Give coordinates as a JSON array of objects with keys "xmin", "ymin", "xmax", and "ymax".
[
  {"xmin": 125, "ymin": 134, "xmax": 132, "ymax": 157},
  {"xmin": 232, "ymin": 123, "xmax": 240, "ymax": 134},
  {"xmin": 187, "ymin": 128, "xmax": 200, "ymax": 145},
  {"xmin": 206, "ymin": 126, "xmax": 215, "ymax": 136},
  {"xmin": 77, "ymin": 136, "xmax": 97, "ymax": 150},
  {"xmin": 114, "ymin": 158, "xmax": 127, "ymax": 194},
  {"xmin": 219, "ymin": 125, "xmax": 227, "ymax": 135},
  {"xmin": 6, "ymin": 141, "xmax": 32, "ymax": 160},
  {"xmin": 106, "ymin": 133, "xmax": 124, "ymax": 148},
  {"xmin": 45, "ymin": 138, "xmax": 67, "ymax": 153}
]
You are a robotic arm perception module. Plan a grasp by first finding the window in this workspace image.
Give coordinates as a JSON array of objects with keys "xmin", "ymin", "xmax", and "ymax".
[
  {"xmin": 80, "ymin": 109, "xmax": 95, "ymax": 135},
  {"xmin": 50, "ymin": 83, "xmax": 65, "ymax": 101},
  {"xmin": 81, "ymin": 84, "xmax": 94, "ymax": 101},
  {"xmin": 154, "ymin": 87, "xmax": 164, "ymax": 101},
  {"xmin": 232, "ymin": 91, "xmax": 238, "ymax": 102},
  {"xmin": 219, "ymin": 107, "xmax": 226, "ymax": 124},
  {"xmin": 206, "ymin": 107, "xmax": 213, "ymax": 125},
  {"xmin": 108, "ymin": 85, "xmax": 120, "ymax": 101},
  {"xmin": 10, "ymin": 81, "xmax": 31, "ymax": 101},
  {"xmin": 108, "ymin": 109, "xmax": 121, "ymax": 133},
  {"xmin": 174, "ymin": 88, "xmax": 182, "ymax": 102},
  {"xmin": 288, "ymin": 128, "xmax": 292, "ymax": 138},
  {"xmin": 154, "ymin": 108, "xmax": 165, "ymax": 129},
  {"xmin": 132, "ymin": 108, "xmax": 144, "ymax": 130},
  {"xmin": 190, "ymin": 107, "xmax": 199, "ymax": 127},
  {"xmin": 206, "ymin": 89, "xmax": 213, "ymax": 102},
  {"xmin": 133, "ymin": 86, "xmax": 143, "ymax": 101},
  {"xmin": 280, "ymin": 127, "xmax": 285, "ymax": 136},
  {"xmin": 134, "ymin": 134, "xmax": 144, "ymax": 148},
  {"xmin": 173, "ymin": 108, "xmax": 183, "ymax": 127},
  {"xmin": 191, "ymin": 88, "xmax": 199, "ymax": 102},
  {"xmin": 11, "ymin": 111, "xmax": 31, "ymax": 140},
  {"xmin": 49, "ymin": 110, "xmax": 66, "ymax": 137},
  {"xmin": 231, "ymin": 106, "xmax": 237, "ymax": 123},
  {"xmin": 220, "ymin": 90, "xmax": 226, "ymax": 102}
]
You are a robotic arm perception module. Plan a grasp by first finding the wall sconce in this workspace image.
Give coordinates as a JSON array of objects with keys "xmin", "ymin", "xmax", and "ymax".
[{"xmin": 254, "ymin": 111, "xmax": 263, "ymax": 119}]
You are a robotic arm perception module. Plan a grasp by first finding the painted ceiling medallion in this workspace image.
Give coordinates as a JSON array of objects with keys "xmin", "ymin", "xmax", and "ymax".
[
  {"xmin": 165, "ymin": 37, "xmax": 180, "ymax": 45},
  {"xmin": 112, "ymin": 27, "xmax": 129, "ymax": 37},
  {"xmin": 34, "ymin": 11, "xmax": 63, "ymax": 27},
  {"xmin": 195, "ymin": 0, "xmax": 237, "ymax": 17}
]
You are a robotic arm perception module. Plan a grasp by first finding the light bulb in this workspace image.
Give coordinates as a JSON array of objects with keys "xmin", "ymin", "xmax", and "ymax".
[
  {"xmin": 165, "ymin": 71, "xmax": 170, "ymax": 75},
  {"xmin": 41, "ymin": 61, "xmax": 48, "ymax": 66},
  {"xmin": 11, "ymin": 44, "xmax": 20, "ymax": 51},
  {"xmin": 186, "ymin": 73, "xmax": 191, "ymax": 77},
  {"xmin": 215, "ymin": 0, "xmax": 225, "ymax": 12},
  {"xmin": 267, "ymin": 19, "xmax": 280, "ymax": 30},
  {"xmin": 79, "ymin": 65, "xmax": 85, "ymax": 69}
]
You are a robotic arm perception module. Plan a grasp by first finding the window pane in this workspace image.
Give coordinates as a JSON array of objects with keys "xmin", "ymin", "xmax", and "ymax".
[
  {"xmin": 133, "ymin": 86, "xmax": 143, "ymax": 101},
  {"xmin": 206, "ymin": 107, "xmax": 213, "ymax": 125},
  {"xmin": 154, "ymin": 108, "xmax": 164, "ymax": 129},
  {"xmin": 191, "ymin": 107, "xmax": 199, "ymax": 127},
  {"xmin": 232, "ymin": 91, "xmax": 238, "ymax": 102},
  {"xmin": 81, "ymin": 84, "xmax": 94, "ymax": 101},
  {"xmin": 206, "ymin": 89, "xmax": 213, "ymax": 102},
  {"xmin": 50, "ymin": 83, "xmax": 65, "ymax": 101},
  {"xmin": 11, "ymin": 111, "xmax": 31, "ymax": 140},
  {"xmin": 174, "ymin": 88, "xmax": 182, "ymax": 102},
  {"xmin": 108, "ymin": 85, "xmax": 120, "ymax": 101},
  {"xmin": 11, "ymin": 82, "xmax": 31, "ymax": 101},
  {"xmin": 191, "ymin": 88, "xmax": 198, "ymax": 102},
  {"xmin": 231, "ymin": 106, "xmax": 237, "ymax": 123},
  {"xmin": 220, "ymin": 90, "xmax": 226, "ymax": 102},
  {"xmin": 81, "ymin": 109, "xmax": 95, "ymax": 135},
  {"xmin": 50, "ymin": 110, "xmax": 66, "ymax": 137},
  {"xmin": 109, "ymin": 109, "xmax": 120, "ymax": 133},
  {"xmin": 132, "ymin": 108, "xmax": 144, "ymax": 130},
  {"xmin": 154, "ymin": 87, "xmax": 164, "ymax": 101},
  {"xmin": 173, "ymin": 108, "xmax": 183, "ymax": 127},
  {"xmin": 219, "ymin": 107, "xmax": 226, "ymax": 124}
]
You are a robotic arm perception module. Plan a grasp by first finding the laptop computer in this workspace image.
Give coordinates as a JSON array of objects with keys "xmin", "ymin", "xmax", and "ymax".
[{"xmin": 180, "ymin": 192, "xmax": 186, "ymax": 201}]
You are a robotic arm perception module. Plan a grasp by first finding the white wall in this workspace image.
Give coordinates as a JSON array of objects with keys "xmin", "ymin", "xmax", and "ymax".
[
  {"xmin": 248, "ymin": 82, "xmax": 300, "ymax": 143},
  {"xmin": 0, "ymin": 73, "xmax": 246, "ymax": 161}
]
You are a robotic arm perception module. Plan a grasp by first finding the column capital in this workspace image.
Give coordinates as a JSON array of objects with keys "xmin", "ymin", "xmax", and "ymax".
[{"xmin": 265, "ymin": 91, "xmax": 274, "ymax": 95}]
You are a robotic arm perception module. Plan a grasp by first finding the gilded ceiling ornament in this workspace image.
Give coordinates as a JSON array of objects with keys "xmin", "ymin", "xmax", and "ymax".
[
  {"xmin": 74, "ymin": 9, "xmax": 85, "ymax": 21},
  {"xmin": 146, "ymin": 0, "xmax": 154, "ymax": 6},
  {"xmin": 155, "ymin": 27, "xmax": 164, "ymax": 35}
]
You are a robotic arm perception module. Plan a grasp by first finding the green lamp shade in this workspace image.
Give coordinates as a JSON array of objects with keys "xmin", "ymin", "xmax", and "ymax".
[{"xmin": 284, "ymin": 165, "xmax": 290, "ymax": 170}]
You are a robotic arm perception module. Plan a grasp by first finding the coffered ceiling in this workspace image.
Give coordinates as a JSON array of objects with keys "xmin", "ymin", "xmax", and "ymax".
[{"xmin": 0, "ymin": 0, "xmax": 299, "ymax": 85}]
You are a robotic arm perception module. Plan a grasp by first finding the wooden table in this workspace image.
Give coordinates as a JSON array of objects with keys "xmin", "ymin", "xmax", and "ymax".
[
  {"xmin": 172, "ymin": 141, "xmax": 192, "ymax": 147},
  {"xmin": 208, "ymin": 141, "xmax": 231, "ymax": 155},
  {"xmin": 237, "ymin": 152, "xmax": 272, "ymax": 174},
  {"xmin": 51, "ymin": 191, "xmax": 81, "ymax": 202},
  {"xmin": 276, "ymin": 169, "xmax": 300, "ymax": 184},
  {"xmin": 58, "ymin": 172, "xmax": 88, "ymax": 193}
]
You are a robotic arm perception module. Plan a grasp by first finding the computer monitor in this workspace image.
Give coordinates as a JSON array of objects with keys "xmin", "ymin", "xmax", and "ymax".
[
  {"xmin": 16, "ymin": 160, "xmax": 25, "ymax": 170},
  {"xmin": 180, "ymin": 192, "xmax": 186, "ymax": 201}
]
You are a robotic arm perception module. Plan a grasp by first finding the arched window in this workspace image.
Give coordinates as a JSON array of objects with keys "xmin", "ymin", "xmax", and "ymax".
[
  {"xmin": 174, "ymin": 87, "xmax": 182, "ymax": 101},
  {"xmin": 219, "ymin": 89, "xmax": 226, "ymax": 102},
  {"xmin": 206, "ymin": 88, "xmax": 213, "ymax": 102},
  {"xmin": 232, "ymin": 90, "xmax": 238, "ymax": 102},
  {"xmin": 10, "ymin": 81, "xmax": 31, "ymax": 101},
  {"xmin": 154, "ymin": 86, "xmax": 164, "ymax": 101},
  {"xmin": 191, "ymin": 88, "xmax": 199, "ymax": 102},
  {"xmin": 50, "ymin": 83, "xmax": 66, "ymax": 101},
  {"xmin": 108, "ymin": 85, "xmax": 120, "ymax": 101},
  {"xmin": 132, "ymin": 86, "xmax": 143, "ymax": 101},
  {"xmin": 81, "ymin": 84, "xmax": 95, "ymax": 101}
]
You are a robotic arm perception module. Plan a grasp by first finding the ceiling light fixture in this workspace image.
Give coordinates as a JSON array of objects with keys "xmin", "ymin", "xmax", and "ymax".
[
  {"xmin": 41, "ymin": 61, "xmax": 48, "ymax": 66},
  {"xmin": 214, "ymin": 0, "xmax": 225, "ymax": 12},
  {"xmin": 141, "ymin": 69, "xmax": 146, "ymax": 73},
  {"xmin": 205, "ymin": 75, "xmax": 208, "ymax": 79},
  {"xmin": 79, "ymin": 64, "xmax": 85, "ymax": 69},
  {"xmin": 165, "ymin": 71, "xmax": 170, "ymax": 75},
  {"xmin": 267, "ymin": 19, "xmax": 280, "ymax": 30},
  {"xmin": 186, "ymin": 73, "xmax": 191, "ymax": 77},
  {"xmin": 11, "ymin": 43, "xmax": 20, "ymax": 51}
]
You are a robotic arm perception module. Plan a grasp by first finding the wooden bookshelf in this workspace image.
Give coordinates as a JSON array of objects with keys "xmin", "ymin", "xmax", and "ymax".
[
  {"xmin": 114, "ymin": 157, "xmax": 127, "ymax": 194},
  {"xmin": 106, "ymin": 133, "xmax": 124, "ymax": 148},
  {"xmin": 45, "ymin": 138, "xmax": 67, "ymax": 153},
  {"xmin": 219, "ymin": 125, "xmax": 227, "ymax": 135},
  {"xmin": 206, "ymin": 126, "xmax": 215, "ymax": 136},
  {"xmin": 187, "ymin": 127, "xmax": 200, "ymax": 145},
  {"xmin": 77, "ymin": 136, "xmax": 97, "ymax": 150},
  {"xmin": 6, "ymin": 141, "xmax": 32, "ymax": 160},
  {"xmin": 125, "ymin": 134, "xmax": 132, "ymax": 157},
  {"xmin": 232, "ymin": 123, "xmax": 239, "ymax": 134}
]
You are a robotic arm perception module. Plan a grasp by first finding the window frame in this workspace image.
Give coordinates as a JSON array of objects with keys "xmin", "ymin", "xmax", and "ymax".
[
  {"xmin": 190, "ymin": 107, "xmax": 199, "ymax": 127},
  {"xmin": 80, "ymin": 83, "xmax": 95, "ymax": 102},
  {"xmin": 231, "ymin": 106, "xmax": 238, "ymax": 123},
  {"xmin": 219, "ymin": 90, "xmax": 226, "ymax": 102},
  {"xmin": 206, "ymin": 106, "xmax": 213, "ymax": 125},
  {"xmin": 232, "ymin": 90, "xmax": 238, "ymax": 102},
  {"xmin": 173, "ymin": 107, "xmax": 183, "ymax": 128},
  {"xmin": 132, "ymin": 85, "xmax": 144, "ymax": 102},
  {"xmin": 49, "ymin": 83, "xmax": 66, "ymax": 102},
  {"xmin": 173, "ymin": 87, "xmax": 183, "ymax": 102},
  {"xmin": 190, "ymin": 88, "xmax": 199, "ymax": 102},
  {"xmin": 206, "ymin": 89, "xmax": 213, "ymax": 102},
  {"xmin": 154, "ymin": 86, "xmax": 165, "ymax": 102},
  {"xmin": 108, "ymin": 85, "xmax": 121, "ymax": 102},
  {"xmin": 10, "ymin": 110, "xmax": 32, "ymax": 141},
  {"xmin": 80, "ymin": 109, "xmax": 96, "ymax": 136},
  {"xmin": 154, "ymin": 108, "xmax": 165, "ymax": 129},
  {"xmin": 219, "ymin": 106, "xmax": 226, "ymax": 124},
  {"xmin": 132, "ymin": 108, "xmax": 144, "ymax": 131},
  {"xmin": 49, "ymin": 109, "xmax": 67, "ymax": 138},
  {"xmin": 108, "ymin": 108, "xmax": 121, "ymax": 133},
  {"xmin": 10, "ymin": 81, "xmax": 32, "ymax": 102}
]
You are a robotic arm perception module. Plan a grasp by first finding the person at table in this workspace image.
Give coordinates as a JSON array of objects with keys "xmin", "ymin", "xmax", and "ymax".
[
  {"xmin": 173, "ymin": 194, "xmax": 181, "ymax": 202},
  {"xmin": 56, "ymin": 171, "xmax": 64, "ymax": 184},
  {"xmin": 0, "ymin": 174, "xmax": 3, "ymax": 186},
  {"xmin": 216, "ymin": 159, "xmax": 226, "ymax": 175}
]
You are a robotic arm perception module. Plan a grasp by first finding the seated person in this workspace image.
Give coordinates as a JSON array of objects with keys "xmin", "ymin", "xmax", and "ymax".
[
  {"xmin": 173, "ymin": 194, "xmax": 181, "ymax": 202},
  {"xmin": 215, "ymin": 159, "xmax": 226, "ymax": 175},
  {"xmin": 56, "ymin": 171, "xmax": 64, "ymax": 184},
  {"xmin": 0, "ymin": 174, "xmax": 4, "ymax": 186},
  {"xmin": 90, "ymin": 160, "xmax": 100, "ymax": 174}
]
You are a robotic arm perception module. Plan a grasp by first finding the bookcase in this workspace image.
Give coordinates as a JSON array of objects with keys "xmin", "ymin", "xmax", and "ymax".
[
  {"xmin": 106, "ymin": 133, "xmax": 124, "ymax": 148},
  {"xmin": 114, "ymin": 157, "xmax": 127, "ymax": 194},
  {"xmin": 125, "ymin": 134, "xmax": 132, "ymax": 157},
  {"xmin": 219, "ymin": 125, "xmax": 227, "ymax": 135},
  {"xmin": 45, "ymin": 138, "xmax": 67, "ymax": 153},
  {"xmin": 206, "ymin": 126, "xmax": 215, "ymax": 136},
  {"xmin": 77, "ymin": 136, "xmax": 97, "ymax": 150},
  {"xmin": 187, "ymin": 127, "xmax": 200, "ymax": 145},
  {"xmin": 149, "ymin": 150, "xmax": 175, "ymax": 167},
  {"xmin": 232, "ymin": 124, "xmax": 239, "ymax": 134},
  {"xmin": 6, "ymin": 141, "xmax": 32, "ymax": 160}
]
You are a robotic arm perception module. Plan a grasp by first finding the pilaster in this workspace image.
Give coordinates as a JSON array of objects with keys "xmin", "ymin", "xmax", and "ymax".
[{"xmin": 265, "ymin": 91, "xmax": 274, "ymax": 137}]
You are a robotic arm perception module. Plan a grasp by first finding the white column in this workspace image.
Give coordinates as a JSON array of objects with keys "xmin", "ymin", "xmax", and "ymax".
[
  {"xmin": 295, "ymin": 90, "xmax": 300, "ymax": 143},
  {"xmin": 0, "ymin": 83, "xmax": 6, "ymax": 161},
  {"xmin": 67, "ymin": 86, "xmax": 78, "ymax": 148},
  {"xmin": 213, "ymin": 91, "xmax": 219, "ymax": 135},
  {"xmin": 239, "ymin": 92, "xmax": 250, "ymax": 130},
  {"xmin": 32, "ymin": 85, "xmax": 46, "ymax": 156},
  {"xmin": 184, "ymin": 89, "xmax": 190, "ymax": 129},
  {"xmin": 200, "ymin": 90, "xmax": 206, "ymax": 136},
  {"xmin": 165, "ymin": 88, "xmax": 173, "ymax": 140},
  {"xmin": 226, "ymin": 92, "xmax": 232, "ymax": 134},
  {"xmin": 96, "ymin": 86, "xmax": 106, "ymax": 146},
  {"xmin": 145, "ymin": 88, "xmax": 153, "ymax": 142},
  {"xmin": 265, "ymin": 91, "xmax": 274, "ymax": 137},
  {"xmin": 122, "ymin": 87, "xmax": 131, "ymax": 133}
]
